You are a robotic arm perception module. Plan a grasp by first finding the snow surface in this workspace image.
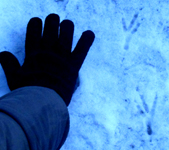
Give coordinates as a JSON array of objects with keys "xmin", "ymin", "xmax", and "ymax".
[{"xmin": 0, "ymin": 0, "xmax": 169, "ymax": 149}]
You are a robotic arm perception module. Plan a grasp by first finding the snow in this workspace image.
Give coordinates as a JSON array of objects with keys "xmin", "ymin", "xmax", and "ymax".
[{"xmin": 0, "ymin": 0, "xmax": 169, "ymax": 149}]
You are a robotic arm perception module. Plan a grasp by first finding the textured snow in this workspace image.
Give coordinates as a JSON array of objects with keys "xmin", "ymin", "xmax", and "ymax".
[{"xmin": 0, "ymin": 0, "xmax": 169, "ymax": 149}]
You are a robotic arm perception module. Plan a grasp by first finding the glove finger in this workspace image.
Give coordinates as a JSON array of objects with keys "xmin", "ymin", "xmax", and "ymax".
[
  {"xmin": 71, "ymin": 30, "xmax": 95, "ymax": 72},
  {"xmin": 25, "ymin": 17, "xmax": 42, "ymax": 57},
  {"xmin": 58, "ymin": 20, "xmax": 74, "ymax": 55},
  {"xmin": 0, "ymin": 51, "xmax": 21, "ymax": 89},
  {"xmin": 42, "ymin": 13, "xmax": 60, "ymax": 51}
]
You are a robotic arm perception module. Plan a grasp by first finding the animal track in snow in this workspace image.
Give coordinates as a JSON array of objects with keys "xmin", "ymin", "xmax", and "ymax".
[
  {"xmin": 137, "ymin": 89, "xmax": 158, "ymax": 136},
  {"xmin": 122, "ymin": 13, "xmax": 141, "ymax": 50}
]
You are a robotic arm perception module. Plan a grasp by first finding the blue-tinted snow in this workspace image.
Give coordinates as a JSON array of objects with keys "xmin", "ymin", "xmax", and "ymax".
[{"xmin": 0, "ymin": 0, "xmax": 169, "ymax": 149}]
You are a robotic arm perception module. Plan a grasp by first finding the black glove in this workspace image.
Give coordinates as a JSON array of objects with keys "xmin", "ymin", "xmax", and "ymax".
[{"xmin": 0, "ymin": 13, "xmax": 95, "ymax": 106}]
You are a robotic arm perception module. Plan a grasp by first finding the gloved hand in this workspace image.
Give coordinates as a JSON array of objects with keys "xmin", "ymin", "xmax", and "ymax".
[{"xmin": 0, "ymin": 13, "xmax": 95, "ymax": 106}]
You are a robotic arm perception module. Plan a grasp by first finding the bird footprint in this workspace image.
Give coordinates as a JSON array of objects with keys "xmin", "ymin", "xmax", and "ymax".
[
  {"xmin": 137, "ymin": 88, "xmax": 158, "ymax": 137},
  {"xmin": 122, "ymin": 13, "xmax": 141, "ymax": 50}
]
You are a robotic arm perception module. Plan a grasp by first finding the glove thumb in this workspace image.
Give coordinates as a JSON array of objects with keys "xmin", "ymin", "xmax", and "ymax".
[{"xmin": 0, "ymin": 51, "xmax": 21, "ymax": 90}]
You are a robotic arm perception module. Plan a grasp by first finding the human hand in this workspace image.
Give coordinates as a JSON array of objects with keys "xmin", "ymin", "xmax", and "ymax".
[{"xmin": 0, "ymin": 13, "xmax": 95, "ymax": 106}]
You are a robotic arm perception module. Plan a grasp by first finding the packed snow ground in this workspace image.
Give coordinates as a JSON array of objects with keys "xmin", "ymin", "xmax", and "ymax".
[{"xmin": 0, "ymin": 0, "xmax": 169, "ymax": 149}]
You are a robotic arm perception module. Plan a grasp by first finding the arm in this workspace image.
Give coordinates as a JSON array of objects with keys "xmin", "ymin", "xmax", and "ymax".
[{"xmin": 0, "ymin": 13, "xmax": 95, "ymax": 149}]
